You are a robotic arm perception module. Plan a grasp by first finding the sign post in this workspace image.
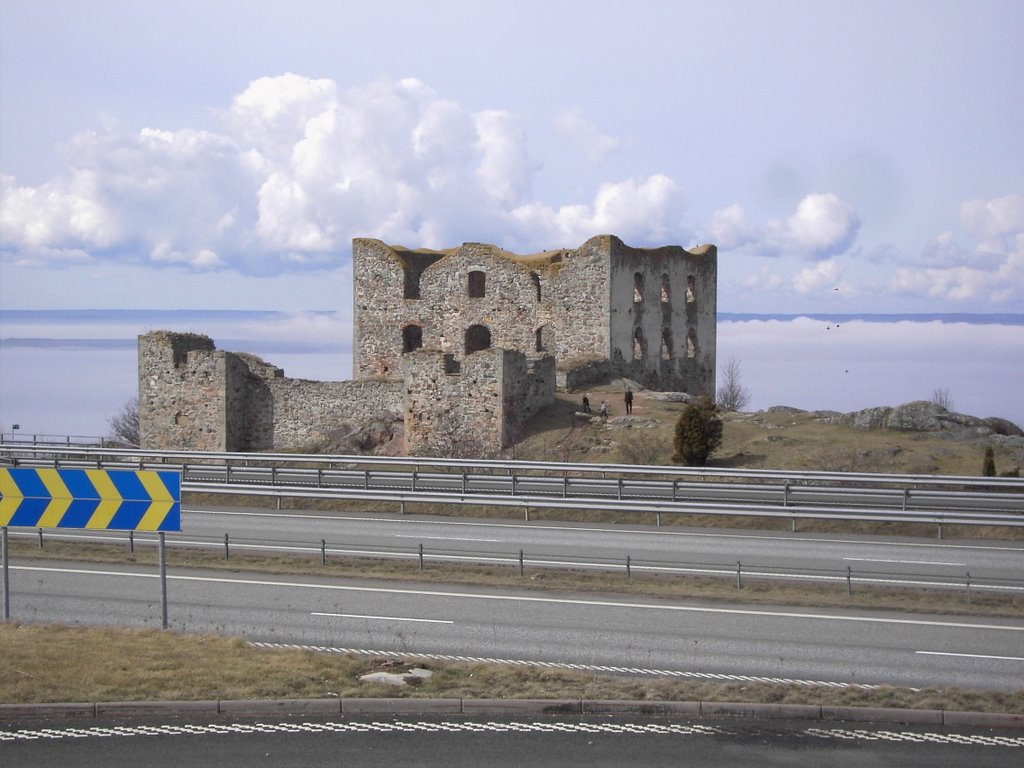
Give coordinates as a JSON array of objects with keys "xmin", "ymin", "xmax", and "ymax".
[{"xmin": 0, "ymin": 467, "xmax": 182, "ymax": 626}]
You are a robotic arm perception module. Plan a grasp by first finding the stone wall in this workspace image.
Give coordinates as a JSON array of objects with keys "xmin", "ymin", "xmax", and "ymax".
[
  {"xmin": 139, "ymin": 332, "xmax": 402, "ymax": 452},
  {"xmin": 353, "ymin": 234, "xmax": 716, "ymax": 395},
  {"xmin": 401, "ymin": 348, "xmax": 554, "ymax": 455}
]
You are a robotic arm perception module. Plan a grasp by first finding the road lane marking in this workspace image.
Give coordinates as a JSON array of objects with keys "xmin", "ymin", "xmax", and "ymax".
[
  {"xmin": 394, "ymin": 535, "xmax": 502, "ymax": 542},
  {"xmin": 188, "ymin": 508, "xmax": 1024, "ymax": 553},
  {"xmin": 916, "ymin": 650, "xmax": 1024, "ymax": 662},
  {"xmin": 14, "ymin": 564, "xmax": 1024, "ymax": 632},
  {"xmin": 312, "ymin": 612, "xmax": 453, "ymax": 624},
  {"xmin": 843, "ymin": 557, "xmax": 967, "ymax": 566}
]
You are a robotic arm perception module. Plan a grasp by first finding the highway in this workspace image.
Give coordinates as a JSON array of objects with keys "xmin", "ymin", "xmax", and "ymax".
[
  {"xmin": 17, "ymin": 507, "xmax": 1024, "ymax": 590},
  {"xmin": 6, "ymin": 558, "xmax": 1024, "ymax": 691}
]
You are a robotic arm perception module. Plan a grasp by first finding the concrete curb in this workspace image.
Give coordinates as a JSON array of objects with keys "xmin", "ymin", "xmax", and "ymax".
[{"xmin": 2, "ymin": 699, "xmax": 1022, "ymax": 729}]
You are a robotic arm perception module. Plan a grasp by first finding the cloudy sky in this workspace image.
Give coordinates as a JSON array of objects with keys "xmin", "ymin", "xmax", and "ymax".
[{"xmin": 1, "ymin": 0, "xmax": 1021, "ymax": 316}]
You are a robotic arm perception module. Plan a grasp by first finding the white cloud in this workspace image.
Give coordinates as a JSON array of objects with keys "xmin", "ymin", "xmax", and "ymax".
[
  {"xmin": 707, "ymin": 193, "xmax": 860, "ymax": 260},
  {"xmin": 893, "ymin": 194, "xmax": 1024, "ymax": 304},
  {"xmin": 552, "ymin": 109, "xmax": 622, "ymax": 166},
  {"xmin": 792, "ymin": 260, "xmax": 842, "ymax": 294},
  {"xmin": 508, "ymin": 174, "xmax": 685, "ymax": 248},
  {"xmin": 2, "ymin": 75, "xmax": 696, "ymax": 274}
]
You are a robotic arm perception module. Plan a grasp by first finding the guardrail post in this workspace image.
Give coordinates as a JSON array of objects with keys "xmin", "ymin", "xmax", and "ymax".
[
  {"xmin": 563, "ymin": 475, "xmax": 568, "ymax": 498},
  {"xmin": 412, "ymin": 471, "xmax": 417, "ymax": 492},
  {"xmin": 671, "ymin": 479, "xmax": 677, "ymax": 502},
  {"xmin": 512, "ymin": 473, "xmax": 517, "ymax": 496},
  {"xmin": 364, "ymin": 470, "xmax": 370, "ymax": 491},
  {"xmin": 617, "ymin": 478, "xmax": 623, "ymax": 500},
  {"xmin": 791, "ymin": 516, "xmax": 797, "ymax": 533},
  {"xmin": 736, "ymin": 561, "xmax": 742, "ymax": 589},
  {"xmin": 37, "ymin": 528, "xmax": 43, "ymax": 549},
  {"xmin": 524, "ymin": 504, "xmax": 530, "ymax": 522},
  {"xmin": 317, "ymin": 468, "xmax": 322, "ymax": 488},
  {"xmin": 783, "ymin": 484, "xmax": 789, "ymax": 507},
  {"xmin": 656, "ymin": 512, "xmax": 661, "ymax": 527},
  {"xmin": 277, "ymin": 496, "xmax": 282, "ymax": 511},
  {"xmin": 159, "ymin": 532, "xmax": 168, "ymax": 630},
  {"xmin": 847, "ymin": 566, "xmax": 852, "ymax": 596},
  {"xmin": 937, "ymin": 524, "xmax": 943, "ymax": 540},
  {"xmin": 462, "ymin": 472, "xmax": 467, "ymax": 495},
  {"xmin": 903, "ymin": 489, "xmax": 910, "ymax": 511},
  {"xmin": 129, "ymin": 531, "xmax": 134, "ymax": 553},
  {"xmin": 966, "ymin": 572, "xmax": 971, "ymax": 604},
  {"xmin": 519, "ymin": 549, "xmax": 525, "ymax": 577},
  {"xmin": 626, "ymin": 555, "xmax": 631, "ymax": 581},
  {"xmin": 271, "ymin": 466, "xmax": 277, "ymax": 485},
  {"xmin": 400, "ymin": 501, "xmax": 406, "ymax": 515},
  {"xmin": 419, "ymin": 543, "xmax": 424, "ymax": 572},
  {"xmin": 224, "ymin": 533, "xmax": 230, "ymax": 560},
  {"xmin": 2, "ymin": 527, "xmax": 9, "ymax": 620}
]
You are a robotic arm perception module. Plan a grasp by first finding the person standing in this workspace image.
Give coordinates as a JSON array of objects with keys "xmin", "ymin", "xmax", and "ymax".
[
  {"xmin": 599, "ymin": 400, "xmax": 608, "ymax": 419},
  {"xmin": 582, "ymin": 394, "xmax": 591, "ymax": 413},
  {"xmin": 624, "ymin": 388, "xmax": 634, "ymax": 415}
]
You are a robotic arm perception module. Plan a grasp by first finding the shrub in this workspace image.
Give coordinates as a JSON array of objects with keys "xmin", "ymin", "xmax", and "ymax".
[{"xmin": 672, "ymin": 396, "xmax": 722, "ymax": 466}]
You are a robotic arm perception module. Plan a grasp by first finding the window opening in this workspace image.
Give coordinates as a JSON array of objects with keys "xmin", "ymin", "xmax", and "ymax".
[
  {"xmin": 686, "ymin": 275, "xmax": 696, "ymax": 303},
  {"xmin": 633, "ymin": 327, "xmax": 645, "ymax": 360},
  {"xmin": 687, "ymin": 330, "xmax": 697, "ymax": 358},
  {"xmin": 661, "ymin": 274, "xmax": 671, "ymax": 303},
  {"xmin": 531, "ymin": 272, "xmax": 542, "ymax": 301},
  {"xmin": 465, "ymin": 324, "xmax": 492, "ymax": 354},
  {"xmin": 468, "ymin": 270, "xmax": 486, "ymax": 298},
  {"xmin": 402, "ymin": 325, "xmax": 423, "ymax": 353},
  {"xmin": 633, "ymin": 272, "xmax": 645, "ymax": 303},
  {"xmin": 660, "ymin": 328, "xmax": 672, "ymax": 360}
]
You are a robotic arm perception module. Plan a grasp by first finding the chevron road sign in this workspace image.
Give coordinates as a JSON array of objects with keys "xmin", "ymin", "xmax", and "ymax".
[{"xmin": 0, "ymin": 467, "xmax": 181, "ymax": 532}]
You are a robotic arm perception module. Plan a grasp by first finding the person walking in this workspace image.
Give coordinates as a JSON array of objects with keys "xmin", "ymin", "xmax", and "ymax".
[
  {"xmin": 599, "ymin": 400, "xmax": 608, "ymax": 419},
  {"xmin": 582, "ymin": 394, "xmax": 591, "ymax": 413},
  {"xmin": 624, "ymin": 388, "xmax": 634, "ymax": 415}
]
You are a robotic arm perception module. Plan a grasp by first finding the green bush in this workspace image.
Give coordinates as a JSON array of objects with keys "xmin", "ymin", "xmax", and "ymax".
[{"xmin": 672, "ymin": 396, "xmax": 722, "ymax": 466}]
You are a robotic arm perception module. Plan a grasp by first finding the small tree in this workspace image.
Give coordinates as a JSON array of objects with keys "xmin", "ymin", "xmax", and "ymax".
[
  {"xmin": 717, "ymin": 355, "xmax": 751, "ymax": 412},
  {"xmin": 672, "ymin": 396, "xmax": 722, "ymax": 466},
  {"xmin": 982, "ymin": 446, "xmax": 996, "ymax": 477},
  {"xmin": 107, "ymin": 396, "xmax": 140, "ymax": 447},
  {"xmin": 931, "ymin": 387, "xmax": 954, "ymax": 411}
]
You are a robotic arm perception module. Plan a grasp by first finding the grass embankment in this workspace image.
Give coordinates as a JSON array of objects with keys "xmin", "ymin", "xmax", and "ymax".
[{"xmin": 3, "ymin": 623, "xmax": 1023, "ymax": 714}]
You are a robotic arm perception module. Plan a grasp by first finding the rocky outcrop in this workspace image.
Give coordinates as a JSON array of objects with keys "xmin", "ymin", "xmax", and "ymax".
[{"xmin": 828, "ymin": 400, "xmax": 1020, "ymax": 438}]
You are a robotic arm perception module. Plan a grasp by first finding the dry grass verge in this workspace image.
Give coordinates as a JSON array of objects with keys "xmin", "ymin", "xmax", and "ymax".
[{"xmin": 2, "ymin": 623, "xmax": 1022, "ymax": 713}]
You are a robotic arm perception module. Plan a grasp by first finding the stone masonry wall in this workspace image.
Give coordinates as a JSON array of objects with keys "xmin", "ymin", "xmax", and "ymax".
[
  {"xmin": 139, "ymin": 332, "xmax": 402, "ymax": 451},
  {"xmin": 353, "ymin": 234, "xmax": 716, "ymax": 394}
]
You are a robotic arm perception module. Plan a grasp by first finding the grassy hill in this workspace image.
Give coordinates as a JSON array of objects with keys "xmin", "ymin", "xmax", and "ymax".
[{"xmin": 510, "ymin": 387, "xmax": 1024, "ymax": 478}]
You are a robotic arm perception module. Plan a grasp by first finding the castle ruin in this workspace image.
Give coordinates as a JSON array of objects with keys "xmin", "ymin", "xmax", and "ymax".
[{"xmin": 139, "ymin": 234, "xmax": 717, "ymax": 454}]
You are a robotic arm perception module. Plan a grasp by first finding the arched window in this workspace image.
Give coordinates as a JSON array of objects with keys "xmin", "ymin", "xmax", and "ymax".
[
  {"xmin": 402, "ymin": 324, "xmax": 423, "ymax": 353},
  {"xmin": 530, "ymin": 271, "xmax": 542, "ymax": 301},
  {"xmin": 660, "ymin": 328, "xmax": 672, "ymax": 360},
  {"xmin": 633, "ymin": 272, "xmax": 645, "ymax": 303},
  {"xmin": 535, "ymin": 324, "xmax": 554, "ymax": 352},
  {"xmin": 687, "ymin": 329, "xmax": 698, "ymax": 358},
  {"xmin": 632, "ymin": 327, "xmax": 646, "ymax": 360},
  {"xmin": 468, "ymin": 270, "xmax": 486, "ymax": 298},
  {"xmin": 661, "ymin": 274, "xmax": 671, "ymax": 304},
  {"xmin": 686, "ymin": 275, "xmax": 696, "ymax": 303},
  {"xmin": 465, "ymin": 324, "xmax": 492, "ymax": 354}
]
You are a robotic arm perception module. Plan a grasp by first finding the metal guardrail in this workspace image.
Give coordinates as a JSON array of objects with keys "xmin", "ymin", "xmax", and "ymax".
[
  {"xmin": 11, "ymin": 527, "xmax": 1021, "ymax": 598},
  {"xmin": 0, "ymin": 434, "xmax": 124, "ymax": 448},
  {"xmin": 2, "ymin": 445, "xmax": 1022, "ymax": 530},
  {"xmin": 2, "ymin": 444, "xmax": 1022, "ymax": 489}
]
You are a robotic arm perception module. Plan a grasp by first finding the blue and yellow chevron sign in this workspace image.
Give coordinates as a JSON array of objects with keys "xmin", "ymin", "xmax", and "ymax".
[{"xmin": 0, "ymin": 468, "xmax": 180, "ymax": 532}]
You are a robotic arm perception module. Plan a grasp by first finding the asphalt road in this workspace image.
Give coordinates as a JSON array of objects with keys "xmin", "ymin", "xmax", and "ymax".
[
  {"xmin": 6, "ymin": 559, "xmax": 1024, "ymax": 690},
  {"xmin": 35, "ymin": 506, "xmax": 1023, "ymax": 587},
  {"xmin": 3, "ymin": 714, "xmax": 1021, "ymax": 767}
]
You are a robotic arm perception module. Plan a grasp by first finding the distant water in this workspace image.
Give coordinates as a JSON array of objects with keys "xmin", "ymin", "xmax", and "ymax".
[{"xmin": 2, "ymin": 310, "xmax": 1022, "ymax": 438}]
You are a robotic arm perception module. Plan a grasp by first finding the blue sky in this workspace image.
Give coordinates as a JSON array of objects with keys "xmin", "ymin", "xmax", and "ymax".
[{"xmin": 1, "ymin": 0, "xmax": 1022, "ymax": 315}]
